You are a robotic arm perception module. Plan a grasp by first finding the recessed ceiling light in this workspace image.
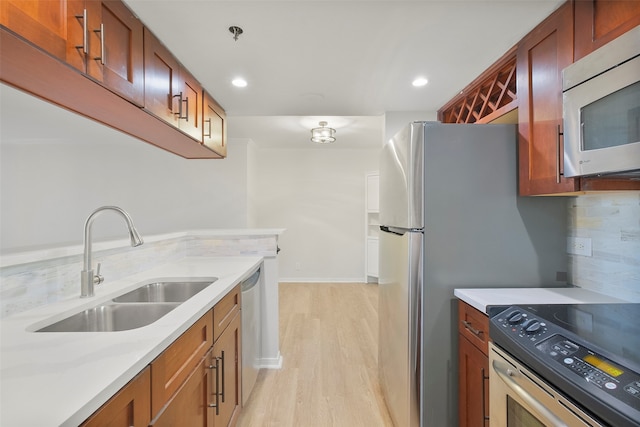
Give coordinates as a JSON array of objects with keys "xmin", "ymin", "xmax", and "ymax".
[
  {"xmin": 412, "ymin": 77, "xmax": 428, "ymax": 87},
  {"xmin": 232, "ymin": 78, "xmax": 248, "ymax": 88}
]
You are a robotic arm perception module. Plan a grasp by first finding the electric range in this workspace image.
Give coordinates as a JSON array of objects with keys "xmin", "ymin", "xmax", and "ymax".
[{"xmin": 489, "ymin": 303, "xmax": 640, "ymax": 427}]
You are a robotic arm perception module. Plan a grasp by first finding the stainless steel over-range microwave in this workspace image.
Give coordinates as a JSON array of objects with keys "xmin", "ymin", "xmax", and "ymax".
[{"xmin": 562, "ymin": 25, "xmax": 640, "ymax": 178}]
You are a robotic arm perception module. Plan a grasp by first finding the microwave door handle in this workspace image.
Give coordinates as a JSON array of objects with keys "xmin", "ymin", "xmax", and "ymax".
[
  {"xmin": 556, "ymin": 125, "xmax": 562, "ymax": 184},
  {"xmin": 492, "ymin": 360, "xmax": 568, "ymax": 427}
]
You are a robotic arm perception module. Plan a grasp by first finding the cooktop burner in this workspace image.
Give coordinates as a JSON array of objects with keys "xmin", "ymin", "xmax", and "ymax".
[{"xmin": 489, "ymin": 303, "xmax": 640, "ymax": 427}]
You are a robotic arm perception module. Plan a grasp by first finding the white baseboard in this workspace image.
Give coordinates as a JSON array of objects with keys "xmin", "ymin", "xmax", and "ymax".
[
  {"xmin": 279, "ymin": 277, "xmax": 365, "ymax": 283},
  {"xmin": 257, "ymin": 352, "xmax": 283, "ymax": 369}
]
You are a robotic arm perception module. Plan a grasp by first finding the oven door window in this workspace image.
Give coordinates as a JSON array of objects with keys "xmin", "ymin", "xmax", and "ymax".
[
  {"xmin": 507, "ymin": 396, "xmax": 545, "ymax": 427},
  {"xmin": 581, "ymin": 81, "xmax": 640, "ymax": 151}
]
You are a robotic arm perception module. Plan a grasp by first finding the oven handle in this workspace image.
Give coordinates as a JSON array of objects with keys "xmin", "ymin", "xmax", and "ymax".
[{"xmin": 492, "ymin": 359, "xmax": 568, "ymax": 427}]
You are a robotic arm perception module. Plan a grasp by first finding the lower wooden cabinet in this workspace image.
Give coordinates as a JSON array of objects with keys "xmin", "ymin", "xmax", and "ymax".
[
  {"xmin": 149, "ymin": 349, "xmax": 215, "ymax": 427},
  {"xmin": 213, "ymin": 311, "xmax": 242, "ymax": 427},
  {"xmin": 81, "ymin": 285, "xmax": 242, "ymax": 426},
  {"xmin": 151, "ymin": 311, "xmax": 213, "ymax": 415},
  {"xmin": 81, "ymin": 367, "xmax": 151, "ymax": 427},
  {"xmin": 458, "ymin": 300, "xmax": 490, "ymax": 427},
  {"xmin": 459, "ymin": 335, "xmax": 489, "ymax": 427}
]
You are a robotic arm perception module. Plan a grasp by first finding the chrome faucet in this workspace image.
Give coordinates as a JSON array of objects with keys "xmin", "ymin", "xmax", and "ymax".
[{"xmin": 81, "ymin": 206, "xmax": 144, "ymax": 298}]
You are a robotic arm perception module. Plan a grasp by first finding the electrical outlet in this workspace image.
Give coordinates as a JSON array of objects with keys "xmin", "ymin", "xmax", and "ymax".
[{"xmin": 567, "ymin": 237, "xmax": 592, "ymax": 257}]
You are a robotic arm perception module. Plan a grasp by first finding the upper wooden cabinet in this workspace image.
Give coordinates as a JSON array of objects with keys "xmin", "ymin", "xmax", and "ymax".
[
  {"xmin": 438, "ymin": 47, "xmax": 517, "ymax": 125},
  {"xmin": 1, "ymin": 0, "xmax": 144, "ymax": 106},
  {"xmin": 88, "ymin": 0, "xmax": 145, "ymax": 106},
  {"xmin": 204, "ymin": 91, "xmax": 227, "ymax": 157},
  {"xmin": 1, "ymin": 0, "xmax": 71, "ymax": 61},
  {"xmin": 1, "ymin": 0, "xmax": 226, "ymax": 159},
  {"xmin": 143, "ymin": 27, "xmax": 181, "ymax": 127},
  {"xmin": 438, "ymin": 0, "xmax": 640, "ymax": 195},
  {"xmin": 144, "ymin": 28, "xmax": 224, "ymax": 154},
  {"xmin": 517, "ymin": 1, "xmax": 578, "ymax": 196},
  {"xmin": 574, "ymin": 0, "xmax": 640, "ymax": 61}
]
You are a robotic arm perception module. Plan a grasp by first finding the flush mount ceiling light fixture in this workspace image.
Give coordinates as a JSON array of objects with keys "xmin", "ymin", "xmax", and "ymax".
[{"xmin": 310, "ymin": 121, "xmax": 336, "ymax": 143}]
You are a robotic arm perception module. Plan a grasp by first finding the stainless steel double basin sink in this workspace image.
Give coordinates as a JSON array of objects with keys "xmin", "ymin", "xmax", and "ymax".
[{"xmin": 36, "ymin": 278, "xmax": 217, "ymax": 332}]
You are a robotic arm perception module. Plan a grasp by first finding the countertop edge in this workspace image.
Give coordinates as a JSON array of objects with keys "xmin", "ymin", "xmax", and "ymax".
[{"xmin": 454, "ymin": 287, "xmax": 631, "ymax": 315}]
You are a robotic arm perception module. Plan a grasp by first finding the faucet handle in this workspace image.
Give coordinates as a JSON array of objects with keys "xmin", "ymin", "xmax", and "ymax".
[{"xmin": 94, "ymin": 263, "xmax": 104, "ymax": 285}]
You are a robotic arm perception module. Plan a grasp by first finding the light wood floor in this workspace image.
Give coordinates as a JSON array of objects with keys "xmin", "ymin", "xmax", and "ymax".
[{"xmin": 237, "ymin": 282, "xmax": 394, "ymax": 427}]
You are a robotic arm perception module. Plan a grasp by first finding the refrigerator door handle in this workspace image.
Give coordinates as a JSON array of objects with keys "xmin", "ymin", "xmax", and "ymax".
[
  {"xmin": 380, "ymin": 225, "xmax": 423, "ymax": 236},
  {"xmin": 380, "ymin": 225, "xmax": 404, "ymax": 235}
]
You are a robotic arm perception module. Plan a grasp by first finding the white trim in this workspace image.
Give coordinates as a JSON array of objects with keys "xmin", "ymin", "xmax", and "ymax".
[
  {"xmin": 257, "ymin": 352, "xmax": 284, "ymax": 370},
  {"xmin": 279, "ymin": 277, "xmax": 365, "ymax": 283}
]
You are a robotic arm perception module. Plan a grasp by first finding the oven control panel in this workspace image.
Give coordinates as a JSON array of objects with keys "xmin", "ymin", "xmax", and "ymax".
[
  {"xmin": 536, "ymin": 334, "xmax": 640, "ymax": 408},
  {"xmin": 491, "ymin": 307, "xmax": 640, "ymax": 414}
]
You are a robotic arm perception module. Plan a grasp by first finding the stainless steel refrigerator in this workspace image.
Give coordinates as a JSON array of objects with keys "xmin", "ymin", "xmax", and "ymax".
[{"xmin": 378, "ymin": 122, "xmax": 567, "ymax": 427}]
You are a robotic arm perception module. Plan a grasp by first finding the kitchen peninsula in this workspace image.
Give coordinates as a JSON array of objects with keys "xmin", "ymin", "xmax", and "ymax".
[{"xmin": 0, "ymin": 229, "xmax": 283, "ymax": 426}]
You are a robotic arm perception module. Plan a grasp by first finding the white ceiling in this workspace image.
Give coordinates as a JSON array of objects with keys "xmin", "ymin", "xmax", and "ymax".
[{"xmin": 122, "ymin": 0, "xmax": 564, "ymax": 149}]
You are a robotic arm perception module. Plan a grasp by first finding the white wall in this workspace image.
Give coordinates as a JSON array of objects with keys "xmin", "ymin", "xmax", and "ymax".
[
  {"xmin": 0, "ymin": 85, "xmax": 248, "ymax": 252},
  {"xmin": 249, "ymin": 147, "xmax": 380, "ymax": 282},
  {"xmin": 384, "ymin": 110, "xmax": 437, "ymax": 143}
]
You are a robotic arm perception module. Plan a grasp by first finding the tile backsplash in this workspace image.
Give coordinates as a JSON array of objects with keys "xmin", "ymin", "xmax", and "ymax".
[{"xmin": 567, "ymin": 191, "xmax": 640, "ymax": 302}]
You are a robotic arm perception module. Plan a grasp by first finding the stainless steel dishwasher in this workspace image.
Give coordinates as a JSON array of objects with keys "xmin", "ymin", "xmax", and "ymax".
[{"xmin": 241, "ymin": 265, "xmax": 261, "ymax": 405}]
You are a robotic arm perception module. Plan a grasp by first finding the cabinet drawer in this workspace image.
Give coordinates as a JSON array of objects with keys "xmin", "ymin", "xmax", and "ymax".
[
  {"xmin": 458, "ymin": 300, "xmax": 489, "ymax": 356},
  {"xmin": 151, "ymin": 310, "xmax": 213, "ymax": 414},
  {"xmin": 213, "ymin": 285, "xmax": 241, "ymax": 342}
]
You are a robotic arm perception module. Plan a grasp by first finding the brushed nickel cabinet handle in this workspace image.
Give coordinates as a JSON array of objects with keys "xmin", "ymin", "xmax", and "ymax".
[
  {"xmin": 93, "ymin": 23, "xmax": 104, "ymax": 65},
  {"xmin": 482, "ymin": 367, "xmax": 489, "ymax": 425},
  {"xmin": 204, "ymin": 118, "xmax": 212, "ymax": 138},
  {"xmin": 220, "ymin": 350, "xmax": 226, "ymax": 403},
  {"xmin": 208, "ymin": 356, "xmax": 221, "ymax": 415},
  {"xmin": 462, "ymin": 320, "xmax": 483, "ymax": 337},
  {"xmin": 556, "ymin": 124, "xmax": 563, "ymax": 184},
  {"xmin": 75, "ymin": 9, "xmax": 88, "ymax": 54},
  {"xmin": 173, "ymin": 92, "xmax": 188, "ymax": 120}
]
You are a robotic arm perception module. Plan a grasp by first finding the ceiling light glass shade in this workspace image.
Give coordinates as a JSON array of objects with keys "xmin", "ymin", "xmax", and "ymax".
[{"xmin": 310, "ymin": 121, "xmax": 336, "ymax": 143}]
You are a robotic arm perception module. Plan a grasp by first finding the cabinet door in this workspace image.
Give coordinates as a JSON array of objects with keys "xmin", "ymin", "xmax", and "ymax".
[
  {"xmin": 144, "ymin": 27, "xmax": 181, "ymax": 127},
  {"xmin": 151, "ymin": 311, "xmax": 214, "ymax": 415},
  {"xmin": 574, "ymin": 0, "xmax": 640, "ymax": 61},
  {"xmin": 177, "ymin": 68, "xmax": 203, "ymax": 141},
  {"xmin": 149, "ymin": 350, "xmax": 214, "ymax": 427},
  {"xmin": 87, "ymin": 0, "xmax": 144, "ymax": 106},
  {"xmin": 1, "ymin": 0, "xmax": 75, "ymax": 62},
  {"xmin": 81, "ymin": 367, "xmax": 151, "ymax": 427},
  {"xmin": 203, "ymin": 91, "xmax": 227, "ymax": 157},
  {"xmin": 213, "ymin": 312, "xmax": 242, "ymax": 427},
  {"xmin": 458, "ymin": 336, "xmax": 489, "ymax": 427},
  {"xmin": 517, "ymin": 2, "xmax": 579, "ymax": 196}
]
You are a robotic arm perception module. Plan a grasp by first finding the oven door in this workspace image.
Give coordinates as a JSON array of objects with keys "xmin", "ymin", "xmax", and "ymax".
[{"xmin": 489, "ymin": 343, "xmax": 603, "ymax": 427}]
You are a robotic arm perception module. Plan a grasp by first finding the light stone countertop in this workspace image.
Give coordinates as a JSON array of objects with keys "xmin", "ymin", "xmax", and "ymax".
[
  {"xmin": 454, "ymin": 287, "xmax": 631, "ymax": 315},
  {"xmin": 0, "ymin": 256, "xmax": 262, "ymax": 427}
]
